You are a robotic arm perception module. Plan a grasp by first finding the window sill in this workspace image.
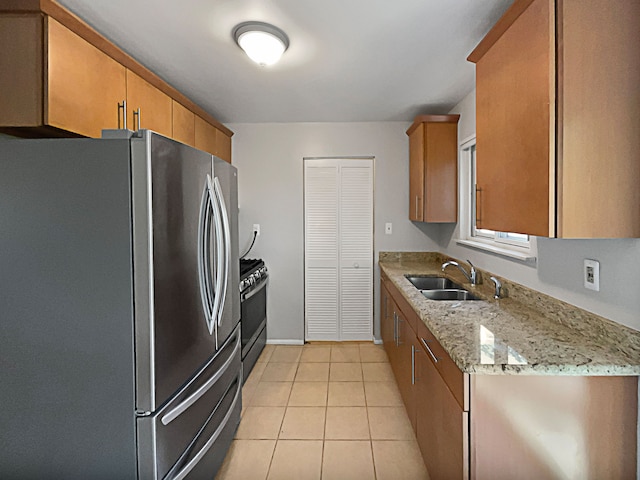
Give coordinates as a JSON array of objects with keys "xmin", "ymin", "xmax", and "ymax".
[{"xmin": 456, "ymin": 238, "xmax": 537, "ymax": 263}]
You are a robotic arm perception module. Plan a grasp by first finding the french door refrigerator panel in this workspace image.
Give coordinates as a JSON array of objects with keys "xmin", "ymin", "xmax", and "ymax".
[
  {"xmin": 130, "ymin": 131, "xmax": 226, "ymax": 413},
  {"xmin": 211, "ymin": 156, "xmax": 240, "ymax": 349}
]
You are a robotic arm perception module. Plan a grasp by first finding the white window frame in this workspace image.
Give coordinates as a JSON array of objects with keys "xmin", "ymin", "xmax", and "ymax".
[{"xmin": 456, "ymin": 135, "xmax": 537, "ymax": 263}]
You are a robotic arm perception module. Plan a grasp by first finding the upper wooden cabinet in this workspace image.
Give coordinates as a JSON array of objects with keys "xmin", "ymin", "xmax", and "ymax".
[
  {"xmin": 0, "ymin": 15, "xmax": 125, "ymax": 137},
  {"xmin": 195, "ymin": 115, "xmax": 232, "ymax": 163},
  {"xmin": 126, "ymin": 70, "xmax": 172, "ymax": 138},
  {"xmin": 171, "ymin": 100, "xmax": 195, "ymax": 147},
  {"xmin": 468, "ymin": 0, "xmax": 640, "ymax": 238},
  {"xmin": 406, "ymin": 115, "xmax": 460, "ymax": 223},
  {"xmin": 0, "ymin": 0, "xmax": 233, "ymax": 162}
]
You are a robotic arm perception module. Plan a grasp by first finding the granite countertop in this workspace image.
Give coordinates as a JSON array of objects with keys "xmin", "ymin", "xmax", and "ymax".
[{"xmin": 379, "ymin": 252, "xmax": 640, "ymax": 375}]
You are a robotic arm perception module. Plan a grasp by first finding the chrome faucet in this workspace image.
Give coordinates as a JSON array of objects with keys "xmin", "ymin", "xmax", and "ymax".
[
  {"xmin": 441, "ymin": 259, "xmax": 481, "ymax": 285},
  {"xmin": 490, "ymin": 276, "xmax": 502, "ymax": 299}
]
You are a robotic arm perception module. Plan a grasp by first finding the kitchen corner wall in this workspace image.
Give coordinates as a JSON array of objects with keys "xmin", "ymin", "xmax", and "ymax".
[
  {"xmin": 443, "ymin": 89, "xmax": 640, "ymax": 331},
  {"xmin": 228, "ymin": 122, "xmax": 439, "ymax": 342}
]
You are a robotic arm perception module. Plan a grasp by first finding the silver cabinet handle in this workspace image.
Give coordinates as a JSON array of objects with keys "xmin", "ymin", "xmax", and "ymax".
[
  {"xmin": 118, "ymin": 100, "xmax": 127, "ymax": 129},
  {"xmin": 415, "ymin": 196, "xmax": 418, "ymax": 218},
  {"xmin": 420, "ymin": 337, "xmax": 439, "ymax": 364},
  {"xmin": 133, "ymin": 108, "xmax": 141, "ymax": 131},
  {"xmin": 411, "ymin": 344, "xmax": 416, "ymax": 385},
  {"xmin": 172, "ymin": 374, "xmax": 242, "ymax": 480},
  {"xmin": 396, "ymin": 315, "xmax": 403, "ymax": 346},
  {"xmin": 161, "ymin": 333, "xmax": 240, "ymax": 426},
  {"xmin": 393, "ymin": 313, "xmax": 398, "ymax": 344}
]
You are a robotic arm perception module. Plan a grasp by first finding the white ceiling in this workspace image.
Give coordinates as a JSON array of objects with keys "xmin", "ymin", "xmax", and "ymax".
[{"xmin": 56, "ymin": 0, "xmax": 513, "ymax": 124}]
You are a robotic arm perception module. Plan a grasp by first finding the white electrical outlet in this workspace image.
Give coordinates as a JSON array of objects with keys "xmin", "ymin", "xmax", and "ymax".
[
  {"xmin": 253, "ymin": 224, "xmax": 260, "ymax": 236},
  {"xmin": 584, "ymin": 259, "xmax": 600, "ymax": 291},
  {"xmin": 385, "ymin": 223, "xmax": 393, "ymax": 235}
]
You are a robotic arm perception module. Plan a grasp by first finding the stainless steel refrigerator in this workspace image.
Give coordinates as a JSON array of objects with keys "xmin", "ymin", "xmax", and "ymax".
[{"xmin": 0, "ymin": 130, "xmax": 241, "ymax": 479}]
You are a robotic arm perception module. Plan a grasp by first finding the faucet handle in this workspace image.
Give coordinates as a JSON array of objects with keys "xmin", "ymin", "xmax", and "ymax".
[{"xmin": 466, "ymin": 259, "xmax": 481, "ymax": 285}]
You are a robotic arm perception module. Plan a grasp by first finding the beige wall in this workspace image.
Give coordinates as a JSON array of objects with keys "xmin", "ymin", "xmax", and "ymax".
[{"xmin": 229, "ymin": 122, "xmax": 440, "ymax": 342}]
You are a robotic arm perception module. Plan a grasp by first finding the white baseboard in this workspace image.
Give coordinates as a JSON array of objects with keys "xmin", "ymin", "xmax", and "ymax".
[
  {"xmin": 266, "ymin": 339, "xmax": 305, "ymax": 346},
  {"xmin": 267, "ymin": 338, "xmax": 383, "ymax": 345}
]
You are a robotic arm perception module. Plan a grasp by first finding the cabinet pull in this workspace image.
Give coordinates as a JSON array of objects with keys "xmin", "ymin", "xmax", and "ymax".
[
  {"xmin": 420, "ymin": 337, "xmax": 439, "ymax": 364},
  {"xmin": 118, "ymin": 100, "xmax": 127, "ymax": 130},
  {"xmin": 475, "ymin": 185, "xmax": 482, "ymax": 226},
  {"xmin": 411, "ymin": 344, "xmax": 416, "ymax": 385},
  {"xmin": 415, "ymin": 196, "xmax": 419, "ymax": 218},
  {"xmin": 393, "ymin": 313, "xmax": 398, "ymax": 344},
  {"xmin": 396, "ymin": 315, "xmax": 404, "ymax": 346},
  {"xmin": 133, "ymin": 108, "xmax": 141, "ymax": 131}
]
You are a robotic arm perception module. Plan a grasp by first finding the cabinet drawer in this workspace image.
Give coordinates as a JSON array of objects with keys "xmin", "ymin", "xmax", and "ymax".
[{"xmin": 417, "ymin": 320, "xmax": 468, "ymax": 410}]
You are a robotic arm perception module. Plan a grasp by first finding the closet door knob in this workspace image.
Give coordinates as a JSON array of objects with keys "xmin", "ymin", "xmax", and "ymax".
[{"xmin": 353, "ymin": 262, "xmax": 359, "ymax": 268}]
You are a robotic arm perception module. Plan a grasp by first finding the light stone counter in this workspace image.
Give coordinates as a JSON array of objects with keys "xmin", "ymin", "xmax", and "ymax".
[{"xmin": 379, "ymin": 252, "xmax": 640, "ymax": 375}]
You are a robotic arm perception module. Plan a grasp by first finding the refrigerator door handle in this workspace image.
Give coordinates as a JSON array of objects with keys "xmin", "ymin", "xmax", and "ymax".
[
  {"xmin": 207, "ymin": 175, "xmax": 224, "ymax": 343},
  {"xmin": 171, "ymin": 376, "xmax": 242, "ymax": 480},
  {"xmin": 213, "ymin": 176, "xmax": 230, "ymax": 327},
  {"xmin": 160, "ymin": 333, "xmax": 241, "ymax": 426},
  {"xmin": 197, "ymin": 179, "xmax": 215, "ymax": 336}
]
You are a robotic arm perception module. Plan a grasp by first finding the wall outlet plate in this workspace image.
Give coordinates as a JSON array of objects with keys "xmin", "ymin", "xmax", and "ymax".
[
  {"xmin": 253, "ymin": 224, "xmax": 260, "ymax": 236},
  {"xmin": 584, "ymin": 259, "xmax": 599, "ymax": 291}
]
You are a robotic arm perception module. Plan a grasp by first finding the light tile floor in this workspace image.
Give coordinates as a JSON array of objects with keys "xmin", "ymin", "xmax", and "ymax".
[{"xmin": 216, "ymin": 343, "xmax": 430, "ymax": 480}]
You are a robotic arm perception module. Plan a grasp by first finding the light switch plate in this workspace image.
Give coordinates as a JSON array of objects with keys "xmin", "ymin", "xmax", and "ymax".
[
  {"xmin": 385, "ymin": 223, "xmax": 392, "ymax": 235},
  {"xmin": 584, "ymin": 259, "xmax": 599, "ymax": 291}
]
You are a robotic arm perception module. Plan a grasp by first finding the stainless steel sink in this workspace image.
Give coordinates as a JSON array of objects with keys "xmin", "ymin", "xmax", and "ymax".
[
  {"xmin": 421, "ymin": 289, "xmax": 481, "ymax": 301},
  {"xmin": 405, "ymin": 275, "xmax": 463, "ymax": 290}
]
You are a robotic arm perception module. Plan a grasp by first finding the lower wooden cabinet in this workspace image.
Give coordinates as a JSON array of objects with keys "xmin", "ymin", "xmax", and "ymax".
[
  {"xmin": 380, "ymin": 274, "xmax": 638, "ymax": 480},
  {"xmin": 415, "ymin": 334, "xmax": 468, "ymax": 480}
]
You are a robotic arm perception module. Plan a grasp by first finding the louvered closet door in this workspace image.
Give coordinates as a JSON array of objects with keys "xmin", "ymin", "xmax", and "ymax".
[{"xmin": 304, "ymin": 158, "xmax": 373, "ymax": 341}]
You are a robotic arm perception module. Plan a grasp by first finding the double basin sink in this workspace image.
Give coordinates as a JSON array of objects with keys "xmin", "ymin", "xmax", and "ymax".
[{"xmin": 405, "ymin": 276, "xmax": 480, "ymax": 301}]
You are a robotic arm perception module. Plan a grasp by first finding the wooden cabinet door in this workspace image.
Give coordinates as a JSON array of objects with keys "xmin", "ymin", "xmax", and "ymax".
[
  {"xmin": 380, "ymin": 282, "xmax": 395, "ymax": 357},
  {"xmin": 194, "ymin": 115, "xmax": 217, "ymax": 156},
  {"xmin": 126, "ymin": 70, "xmax": 172, "ymax": 137},
  {"xmin": 407, "ymin": 115, "xmax": 459, "ymax": 223},
  {"xmin": 215, "ymin": 128, "xmax": 232, "ymax": 163},
  {"xmin": 473, "ymin": 0, "xmax": 554, "ymax": 236},
  {"xmin": 171, "ymin": 100, "xmax": 195, "ymax": 147},
  {"xmin": 424, "ymin": 122, "xmax": 458, "ymax": 222},
  {"xmin": 0, "ymin": 14, "xmax": 44, "ymax": 127},
  {"xmin": 556, "ymin": 0, "xmax": 640, "ymax": 238},
  {"xmin": 408, "ymin": 124, "xmax": 424, "ymax": 221},
  {"xmin": 47, "ymin": 18, "xmax": 126, "ymax": 137},
  {"xmin": 416, "ymin": 344, "xmax": 468, "ymax": 480},
  {"xmin": 394, "ymin": 309, "xmax": 417, "ymax": 429}
]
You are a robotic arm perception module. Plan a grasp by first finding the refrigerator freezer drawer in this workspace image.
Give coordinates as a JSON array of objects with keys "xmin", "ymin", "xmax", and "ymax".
[{"xmin": 137, "ymin": 325, "xmax": 242, "ymax": 479}]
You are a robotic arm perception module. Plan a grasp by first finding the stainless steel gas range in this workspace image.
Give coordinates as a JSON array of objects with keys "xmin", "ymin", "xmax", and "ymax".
[{"xmin": 239, "ymin": 258, "xmax": 268, "ymax": 381}]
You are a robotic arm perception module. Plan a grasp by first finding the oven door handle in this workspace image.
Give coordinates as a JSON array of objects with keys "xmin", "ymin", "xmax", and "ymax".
[{"xmin": 241, "ymin": 278, "xmax": 268, "ymax": 302}]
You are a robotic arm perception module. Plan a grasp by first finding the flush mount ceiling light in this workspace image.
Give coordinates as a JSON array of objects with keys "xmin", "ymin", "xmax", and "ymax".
[{"xmin": 233, "ymin": 21, "xmax": 289, "ymax": 67}]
